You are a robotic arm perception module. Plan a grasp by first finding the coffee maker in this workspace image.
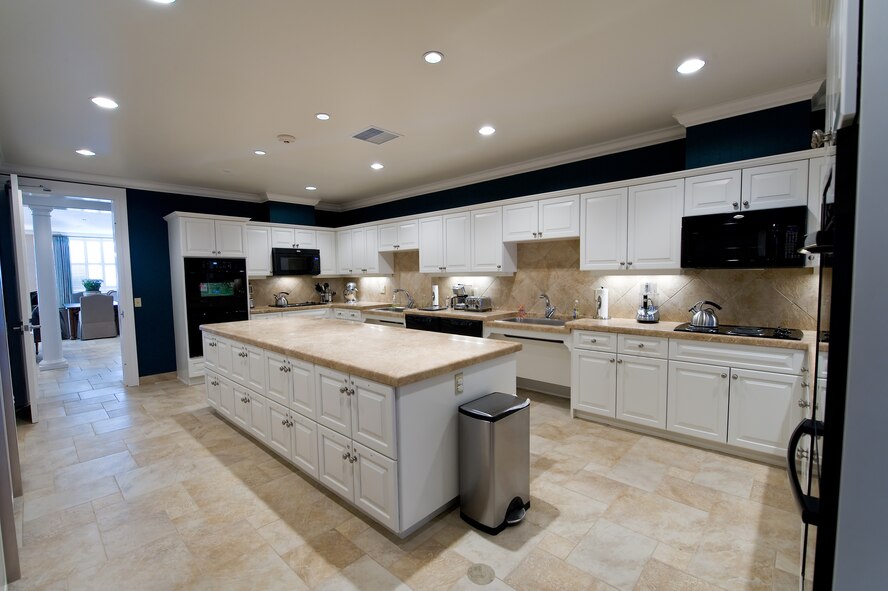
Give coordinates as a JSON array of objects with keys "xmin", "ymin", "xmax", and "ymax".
[
  {"xmin": 636, "ymin": 282, "xmax": 660, "ymax": 323},
  {"xmin": 450, "ymin": 284, "xmax": 470, "ymax": 310}
]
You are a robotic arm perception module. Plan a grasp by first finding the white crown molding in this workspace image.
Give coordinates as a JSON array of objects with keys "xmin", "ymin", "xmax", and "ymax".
[
  {"xmin": 673, "ymin": 79, "xmax": 825, "ymax": 128},
  {"xmin": 0, "ymin": 162, "xmax": 264, "ymax": 203},
  {"xmin": 262, "ymin": 192, "xmax": 320, "ymax": 207},
  {"xmin": 321, "ymin": 125, "xmax": 686, "ymax": 212}
]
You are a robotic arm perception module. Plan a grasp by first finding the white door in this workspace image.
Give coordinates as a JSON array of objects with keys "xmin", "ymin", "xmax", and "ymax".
[
  {"xmin": 741, "ymin": 160, "xmax": 809, "ymax": 211},
  {"xmin": 627, "ymin": 179, "xmax": 683, "ymax": 270},
  {"xmin": 538, "ymin": 195, "xmax": 579, "ymax": 239},
  {"xmin": 232, "ymin": 386, "xmax": 251, "ymax": 429},
  {"xmin": 667, "ymin": 361, "xmax": 729, "ymax": 443},
  {"xmin": 683, "ymin": 170, "xmax": 742, "ymax": 216},
  {"xmin": 214, "ymin": 220, "xmax": 246, "ymax": 257},
  {"xmin": 350, "ymin": 377, "xmax": 397, "ymax": 459},
  {"xmin": 205, "ymin": 374, "xmax": 221, "ymax": 409},
  {"xmin": 571, "ymin": 350, "xmax": 616, "ymax": 417},
  {"xmin": 728, "ymin": 368, "xmax": 804, "ymax": 456},
  {"xmin": 353, "ymin": 442, "xmax": 399, "ymax": 531},
  {"xmin": 316, "ymin": 230, "xmax": 337, "ymax": 275},
  {"xmin": 7, "ymin": 175, "xmax": 40, "ymax": 421},
  {"xmin": 181, "ymin": 217, "xmax": 216, "ymax": 256},
  {"xmin": 502, "ymin": 201, "xmax": 538, "ymax": 242},
  {"xmin": 264, "ymin": 351, "xmax": 290, "ymax": 407},
  {"xmin": 245, "ymin": 226, "xmax": 271, "ymax": 276},
  {"xmin": 470, "ymin": 207, "xmax": 504, "ymax": 272},
  {"xmin": 270, "ymin": 227, "xmax": 295, "ymax": 248},
  {"xmin": 248, "ymin": 393, "xmax": 270, "ymax": 443},
  {"xmin": 315, "ymin": 367, "xmax": 351, "ymax": 436},
  {"xmin": 616, "ymin": 354, "xmax": 667, "ymax": 429},
  {"xmin": 267, "ymin": 400, "xmax": 293, "ymax": 458},
  {"xmin": 443, "ymin": 212, "xmax": 471, "ymax": 272},
  {"xmin": 293, "ymin": 229, "xmax": 316, "ymax": 248},
  {"xmin": 337, "ymin": 231, "xmax": 354, "ymax": 274},
  {"xmin": 218, "ymin": 378, "xmax": 235, "ymax": 419},
  {"xmin": 289, "ymin": 357, "xmax": 316, "ymax": 419},
  {"xmin": 580, "ymin": 188, "xmax": 627, "ymax": 271},
  {"xmin": 245, "ymin": 345, "xmax": 265, "ymax": 392},
  {"xmin": 418, "ymin": 216, "xmax": 444, "ymax": 273},
  {"xmin": 290, "ymin": 412, "xmax": 319, "ymax": 479},
  {"xmin": 317, "ymin": 425, "xmax": 354, "ymax": 500}
]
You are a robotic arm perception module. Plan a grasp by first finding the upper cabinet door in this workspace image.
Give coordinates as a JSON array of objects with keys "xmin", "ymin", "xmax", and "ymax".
[
  {"xmin": 502, "ymin": 201, "xmax": 538, "ymax": 242},
  {"xmin": 418, "ymin": 216, "xmax": 444, "ymax": 273},
  {"xmin": 580, "ymin": 188, "xmax": 627, "ymax": 271},
  {"xmin": 316, "ymin": 230, "xmax": 337, "ymax": 275},
  {"xmin": 396, "ymin": 220, "xmax": 419, "ymax": 250},
  {"xmin": 245, "ymin": 226, "xmax": 271, "ymax": 277},
  {"xmin": 538, "ymin": 195, "xmax": 579, "ymax": 239},
  {"xmin": 361, "ymin": 227, "xmax": 379, "ymax": 273},
  {"xmin": 181, "ymin": 217, "xmax": 217, "ymax": 256},
  {"xmin": 378, "ymin": 223, "xmax": 399, "ymax": 251},
  {"xmin": 741, "ymin": 160, "xmax": 809, "ymax": 211},
  {"xmin": 627, "ymin": 179, "xmax": 683, "ymax": 270},
  {"xmin": 270, "ymin": 227, "xmax": 296, "ymax": 249},
  {"xmin": 294, "ymin": 229, "xmax": 316, "ymax": 249},
  {"xmin": 337, "ymin": 230, "xmax": 354, "ymax": 274},
  {"xmin": 684, "ymin": 170, "xmax": 742, "ymax": 216},
  {"xmin": 470, "ymin": 207, "xmax": 505, "ymax": 272},
  {"xmin": 214, "ymin": 220, "xmax": 246, "ymax": 257},
  {"xmin": 443, "ymin": 212, "xmax": 471, "ymax": 272}
]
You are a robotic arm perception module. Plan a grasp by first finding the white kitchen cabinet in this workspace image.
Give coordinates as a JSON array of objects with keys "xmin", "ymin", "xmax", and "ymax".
[
  {"xmin": 741, "ymin": 160, "xmax": 809, "ymax": 212},
  {"xmin": 202, "ymin": 333, "xmax": 220, "ymax": 372},
  {"xmin": 571, "ymin": 349, "xmax": 616, "ymax": 417},
  {"xmin": 230, "ymin": 343, "xmax": 265, "ymax": 393},
  {"xmin": 180, "ymin": 217, "xmax": 246, "ymax": 257},
  {"xmin": 205, "ymin": 374, "xmax": 221, "ymax": 409},
  {"xmin": 418, "ymin": 213, "xmax": 470, "ymax": 273},
  {"xmin": 337, "ymin": 230, "xmax": 353, "ymax": 274},
  {"xmin": 333, "ymin": 308, "xmax": 362, "ymax": 322},
  {"xmin": 627, "ymin": 179, "xmax": 684, "ymax": 270},
  {"xmin": 502, "ymin": 195, "xmax": 579, "ymax": 241},
  {"xmin": 353, "ymin": 442, "xmax": 399, "ymax": 531},
  {"xmin": 337, "ymin": 227, "xmax": 392, "ymax": 275},
  {"xmin": 271, "ymin": 227, "xmax": 316, "ymax": 249},
  {"xmin": 378, "ymin": 219, "xmax": 419, "ymax": 251},
  {"xmin": 265, "ymin": 351, "xmax": 315, "ymax": 418},
  {"xmin": 248, "ymin": 392, "xmax": 270, "ymax": 443},
  {"xmin": 316, "ymin": 230, "xmax": 337, "ymax": 275},
  {"xmin": 683, "ymin": 170, "xmax": 742, "ymax": 216},
  {"xmin": 318, "ymin": 425, "xmax": 354, "ymax": 499},
  {"xmin": 246, "ymin": 225, "xmax": 272, "ymax": 277},
  {"xmin": 268, "ymin": 399, "xmax": 293, "ymax": 458},
  {"xmin": 316, "ymin": 367, "xmax": 352, "ymax": 437},
  {"xmin": 470, "ymin": 206, "xmax": 516, "ymax": 273},
  {"xmin": 218, "ymin": 378, "xmax": 235, "ymax": 420},
  {"xmin": 615, "ymin": 354, "xmax": 668, "ymax": 429},
  {"xmin": 232, "ymin": 386, "xmax": 251, "ymax": 430},
  {"xmin": 289, "ymin": 411, "xmax": 319, "ymax": 479},
  {"xmin": 667, "ymin": 360, "xmax": 730, "ymax": 443},
  {"xmin": 579, "ymin": 188, "xmax": 627, "ymax": 271},
  {"xmin": 727, "ymin": 368, "xmax": 805, "ymax": 456}
]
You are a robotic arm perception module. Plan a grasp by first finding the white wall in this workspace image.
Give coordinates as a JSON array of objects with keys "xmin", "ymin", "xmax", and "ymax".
[{"xmin": 832, "ymin": 1, "xmax": 888, "ymax": 588}]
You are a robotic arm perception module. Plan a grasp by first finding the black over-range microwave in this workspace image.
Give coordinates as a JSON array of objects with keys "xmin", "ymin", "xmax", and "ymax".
[
  {"xmin": 681, "ymin": 206, "xmax": 807, "ymax": 269},
  {"xmin": 272, "ymin": 247, "xmax": 320, "ymax": 275}
]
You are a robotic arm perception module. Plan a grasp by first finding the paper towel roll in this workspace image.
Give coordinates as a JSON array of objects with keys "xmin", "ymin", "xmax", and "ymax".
[
  {"xmin": 432, "ymin": 285, "xmax": 439, "ymax": 306},
  {"xmin": 595, "ymin": 287, "xmax": 609, "ymax": 319}
]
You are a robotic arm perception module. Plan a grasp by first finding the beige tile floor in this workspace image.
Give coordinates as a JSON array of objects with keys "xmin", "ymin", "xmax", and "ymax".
[{"xmin": 11, "ymin": 337, "xmax": 803, "ymax": 590}]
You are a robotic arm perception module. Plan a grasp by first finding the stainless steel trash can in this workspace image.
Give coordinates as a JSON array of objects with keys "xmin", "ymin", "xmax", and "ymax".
[{"xmin": 459, "ymin": 392, "xmax": 530, "ymax": 535}]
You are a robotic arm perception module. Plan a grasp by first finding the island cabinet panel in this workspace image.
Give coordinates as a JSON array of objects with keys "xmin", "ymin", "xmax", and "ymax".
[
  {"xmin": 205, "ymin": 374, "xmax": 221, "ymax": 409},
  {"xmin": 267, "ymin": 400, "xmax": 293, "ymax": 458},
  {"xmin": 248, "ymin": 393, "xmax": 270, "ymax": 444},
  {"xmin": 289, "ymin": 358, "xmax": 316, "ymax": 419},
  {"xmin": 316, "ymin": 367, "xmax": 352, "ymax": 437},
  {"xmin": 290, "ymin": 412, "xmax": 320, "ymax": 479},
  {"xmin": 232, "ymin": 386, "xmax": 251, "ymax": 430},
  {"xmin": 264, "ymin": 351, "xmax": 290, "ymax": 407},
  {"xmin": 351, "ymin": 378, "xmax": 397, "ymax": 460},
  {"xmin": 318, "ymin": 425, "xmax": 354, "ymax": 500},
  {"xmin": 353, "ymin": 442, "xmax": 399, "ymax": 531},
  {"xmin": 218, "ymin": 378, "xmax": 235, "ymax": 420}
]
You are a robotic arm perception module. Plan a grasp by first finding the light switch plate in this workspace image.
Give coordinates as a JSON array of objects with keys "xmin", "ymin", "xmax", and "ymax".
[{"xmin": 133, "ymin": 297, "xmax": 142, "ymax": 307}]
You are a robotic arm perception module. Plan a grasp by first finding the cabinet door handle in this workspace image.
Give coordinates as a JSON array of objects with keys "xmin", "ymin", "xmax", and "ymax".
[
  {"xmin": 280, "ymin": 365, "xmax": 286, "ymax": 371},
  {"xmin": 732, "ymin": 201, "xmax": 740, "ymax": 210},
  {"xmin": 626, "ymin": 261, "xmax": 633, "ymax": 266},
  {"xmin": 347, "ymin": 388, "xmax": 355, "ymax": 397},
  {"xmin": 349, "ymin": 454, "xmax": 358, "ymax": 463},
  {"xmin": 609, "ymin": 358, "xmax": 615, "ymax": 363},
  {"xmin": 339, "ymin": 385, "xmax": 348, "ymax": 393},
  {"xmin": 637, "ymin": 343, "xmax": 644, "ymax": 348},
  {"xmin": 496, "ymin": 265, "xmax": 501, "ymax": 269},
  {"xmin": 732, "ymin": 374, "xmax": 738, "ymax": 380},
  {"xmin": 589, "ymin": 338, "xmax": 597, "ymax": 343},
  {"xmin": 619, "ymin": 261, "xmax": 625, "ymax": 266},
  {"xmin": 617, "ymin": 359, "xmax": 623, "ymax": 364},
  {"xmin": 743, "ymin": 200, "xmax": 750, "ymax": 209},
  {"xmin": 342, "ymin": 452, "xmax": 350, "ymax": 460},
  {"xmin": 538, "ymin": 232, "xmax": 542, "ymax": 238},
  {"xmin": 282, "ymin": 418, "xmax": 288, "ymax": 426},
  {"xmin": 721, "ymin": 373, "xmax": 727, "ymax": 378}
]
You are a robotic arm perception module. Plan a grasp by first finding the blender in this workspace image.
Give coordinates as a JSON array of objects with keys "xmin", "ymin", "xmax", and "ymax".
[{"xmin": 636, "ymin": 282, "xmax": 660, "ymax": 323}]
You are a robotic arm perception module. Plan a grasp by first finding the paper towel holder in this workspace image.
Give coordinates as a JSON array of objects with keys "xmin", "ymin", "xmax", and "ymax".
[{"xmin": 595, "ymin": 287, "xmax": 609, "ymax": 320}]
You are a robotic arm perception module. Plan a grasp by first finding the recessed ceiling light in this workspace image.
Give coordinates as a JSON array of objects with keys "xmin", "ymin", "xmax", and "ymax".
[
  {"xmin": 677, "ymin": 58, "xmax": 705, "ymax": 74},
  {"xmin": 305, "ymin": 186, "xmax": 317, "ymax": 191},
  {"xmin": 370, "ymin": 162, "xmax": 384, "ymax": 170},
  {"xmin": 315, "ymin": 113, "xmax": 331, "ymax": 121},
  {"xmin": 423, "ymin": 51, "xmax": 444, "ymax": 64},
  {"xmin": 150, "ymin": 0, "xmax": 176, "ymax": 4},
  {"xmin": 478, "ymin": 126, "xmax": 496, "ymax": 136},
  {"xmin": 253, "ymin": 150, "xmax": 266, "ymax": 155},
  {"xmin": 90, "ymin": 96, "xmax": 118, "ymax": 109},
  {"xmin": 75, "ymin": 148, "xmax": 96, "ymax": 156}
]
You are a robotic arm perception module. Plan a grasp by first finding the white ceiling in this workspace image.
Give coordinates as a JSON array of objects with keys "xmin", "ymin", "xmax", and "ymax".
[{"xmin": 0, "ymin": 1, "xmax": 827, "ymax": 209}]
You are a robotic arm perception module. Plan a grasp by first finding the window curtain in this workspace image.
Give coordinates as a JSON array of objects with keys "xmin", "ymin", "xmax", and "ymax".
[{"xmin": 52, "ymin": 234, "xmax": 73, "ymax": 305}]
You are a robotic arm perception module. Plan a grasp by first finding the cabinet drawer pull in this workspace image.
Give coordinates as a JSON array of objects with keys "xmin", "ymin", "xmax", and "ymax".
[
  {"xmin": 721, "ymin": 373, "xmax": 727, "ymax": 378},
  {"xmin": 732, "ymin": 374, "xmax": 738, "ymax": 380},
  {"xmin": 589, "ymin": 338, "xmax": 597, "ymax": 343},
  {"xmin": 637, "ymin": 343, "xmax": 644, "ymax": 348}
]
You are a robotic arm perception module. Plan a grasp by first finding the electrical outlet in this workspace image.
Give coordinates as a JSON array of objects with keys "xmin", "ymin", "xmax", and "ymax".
[
  {"xmin": 380, "ymin": 284, "xmax": 386, "ymax": 295},
  {"xmin": 455, "ymin": 372, "xmax": 464, "ymax": 394},
  {"xmin": 133, "ymin": 297, "xmax": 142, "ymax": 307}
]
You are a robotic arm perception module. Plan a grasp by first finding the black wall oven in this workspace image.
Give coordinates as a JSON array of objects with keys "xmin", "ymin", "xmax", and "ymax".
[{"xmin": 184, "ymin": 258, "xmax": 248, "ymax": 357}]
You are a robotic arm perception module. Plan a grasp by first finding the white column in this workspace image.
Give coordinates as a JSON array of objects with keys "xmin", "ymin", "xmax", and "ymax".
[{"xmin": 29, "ymin": 206, "xmax": 67, "ymax": 370}]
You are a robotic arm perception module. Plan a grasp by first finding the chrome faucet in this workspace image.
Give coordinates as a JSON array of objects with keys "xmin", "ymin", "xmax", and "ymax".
[
  {"xmin": 540, "ymin": 293, "xmax": 556, "ymax": 318},
  {"xmin": 393, "ymin": 288, "xmax": 415, "ymax": 309}
]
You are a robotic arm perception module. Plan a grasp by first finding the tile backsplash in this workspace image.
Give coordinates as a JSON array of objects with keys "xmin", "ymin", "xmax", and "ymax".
[{"xmin": 252, "ymin": 239, "xmax": 819, "ymax": 329}]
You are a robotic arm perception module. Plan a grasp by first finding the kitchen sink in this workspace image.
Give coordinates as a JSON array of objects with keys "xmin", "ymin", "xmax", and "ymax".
[
  {"xmin": 372, "ymin": 306, "xmax": 408, "ymax": 313},
  {"xmin": 501, "ymin": 317, "xmax": 566, "ymax": 327}
]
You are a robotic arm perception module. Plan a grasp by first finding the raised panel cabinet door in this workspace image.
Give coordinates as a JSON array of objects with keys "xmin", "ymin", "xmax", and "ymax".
[
  {"xmin": 396, "ymin": 220, "xmax": 419, "ymax": 249},
  {"xmin": 245, "ymin": 345, "xmax": 266, "ymax": 393},
  {"xmin": 350, "ymin": 228, "xmax": 366, "ymax": 272},
  {"xmin": 470, "ymin": 207, "xmax": 504, "ymax": 272},
  {"xmin": 579, "ymin": 189, "xmax": 627, "ymax": 271},
  {"xmin": 616, "ymin": 354, "xmax": 668, "ymax": 429},
  {"xmin": 270, "ymin": 227, "xmax": 295, "ymax": 248},
  {"xmin": 741, "ymin": 160, "xmax": 809, "ymax": 211},
  {"xmin": 502, "ymin": 201, "xmax": 538, "ymax": 242},
  {"xmin": 245, "ymin": 226, "xmax": 271, "ymax": 276},
  {"xmin": 267, "ymin": 400, "xmax": 293, "ymax": 459},
  {"xmin": 317, "ymin": 425, "xmax": 354, "ymax": 500},
  {"xmin": 293, "ymin": 229, "xmax": 316, "ymax": 248},
  {"xmin": 291, "ymin": 413, "xmax": 319, "ymax": 479},
  {"xmin": 181, "ymin": 217, "xmax": 216, "ymax": 256},
  {"xmin": 627, "ymin": 179, "xmax": 683, "ymax": 270},
  {"xmin": 337, "ymin": 230, "xmax": 354, "ymax": 274},
  {"xmin": 229, "ymin": 344, "xmax": 249, "ymax": 386},
  {"xmin": 202, "ymin": 334, "xmax": 218, "ymax": 370},
  {"xmin": 418, "ymin": 216, "xmax": 444, "ymax": 273},
  {"xmin": 264, "ymin": 351, "xmax": 290, "ymax": 407},
  {"xmin": 214, "ymin": 337, "xmax": 233, "ymax": 377},
  {"xmin": 315, "ymin": 367, "xmax": 352, "ymax": 437},
  {"xmin": 443, "ymin": 212, "xmax": 471, "ymax": 272},
  {"xmin": 232, "ymin": 387, "xmax": 251, "ymax": 429},
  {"xmin": 727, "ymin": 368, "xmax": 804, "ymax": 456},
  {"xmin": 289, "ymin": 357, "xmax": 316, "ymax": 420},
  {"xmin": 378, "ymin": 223, "xmax": 399, "ymax": 251},
  {"xmin": 316, "ymin": 230, "xmax": 337, "ymax": 275},
  {"xmin": 214, "ymin": 220, "xmax": 246, "ymax": 257},
  {"xmin": 350, "ymin": 377, "xmax": 397, "ymax": 459},
  {"xmin": 362, "ymin": 227, "xmax": 379, "ymax": 273},
  {"xmin": 683, "ymin": 170, "xmax": 742, "ymax": 216},
  {"xmin": 248, "ymin": 393, "xmax": 270, "ymax": 444},
  {"xmin": 205, "ymin": 374, "xmax": 220, "ymax": 409},
  {"xmin": 570, "ymin": 350, "xmax": 616, "ymax": 417},
  {"xmin": 538, "ymin": 195, "xmax": 580, "ymax": 239},
  {"xmin": 353, "ymin": 442, "xmax": 399, "ymax": 532},
  {"xmin": 218, "ymin": 379, "xmax": 235, "ymax": 419},
  {"xmin": 666, "ymin": 361, "xmax": 729, "ymax": 442}
]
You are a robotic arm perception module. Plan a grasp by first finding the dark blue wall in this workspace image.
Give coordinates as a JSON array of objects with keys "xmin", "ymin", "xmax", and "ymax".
[{"xmin": 267, "ymin": 202, "xmax": 316, "ymax": 225}]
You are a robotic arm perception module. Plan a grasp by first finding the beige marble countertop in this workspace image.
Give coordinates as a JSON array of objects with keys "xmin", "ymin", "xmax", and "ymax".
[
  {"xmin": 404, "ymin": 308, "xmax": 518, "ymax": 321},
  {"xmin": 201, "ymin": 317, "xmax": 521, "ymax": 387},
  {"xmin": 251, "ymin": 301, "xmax": 392, "ymax": 314}
]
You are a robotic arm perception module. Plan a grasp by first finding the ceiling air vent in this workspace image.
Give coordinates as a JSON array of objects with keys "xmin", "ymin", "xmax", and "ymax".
[{"xmin": 352, "ymin": 126, "xmax": 401, "ymax": 145}]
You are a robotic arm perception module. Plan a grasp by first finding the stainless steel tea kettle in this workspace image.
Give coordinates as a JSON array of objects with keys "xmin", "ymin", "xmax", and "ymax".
[
  {"xmin": 273, "ymin": 292, "xmax": 289, "ymax": 307},
  {"xmin": 689, "ymin": 300, "xmax": 722, "ymax": 327}
]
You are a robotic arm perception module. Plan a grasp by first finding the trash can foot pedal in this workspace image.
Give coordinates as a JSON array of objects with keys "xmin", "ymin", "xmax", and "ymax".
[{"xmin": 505, "ymin": 497, "xmax": 528, "ymax": 525}]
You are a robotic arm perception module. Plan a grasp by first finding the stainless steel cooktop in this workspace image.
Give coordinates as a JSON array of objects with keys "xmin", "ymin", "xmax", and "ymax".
[{"xmin": 673, "ymin": 323, "xmax": 804, "ymax": 341}]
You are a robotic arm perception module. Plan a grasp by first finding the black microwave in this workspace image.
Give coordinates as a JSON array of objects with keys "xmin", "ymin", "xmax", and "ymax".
[
  {"xmin": 681, "ymin": 206, "xmax": 807, "ymax": 269},
  {"xmin": 271, "ymin": 248, "xmax": 320, "ymax": 276}
]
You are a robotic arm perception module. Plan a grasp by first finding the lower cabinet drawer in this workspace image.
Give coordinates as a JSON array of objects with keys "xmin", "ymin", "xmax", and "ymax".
[
  {"xmin": 618, "ymin": 334, "xmax": 668, "ymax": 358},
  {"xmin": 669, "ymin": 338, "xmax": 806, "ymax": 374},
  {"xmin": 572, "ymin": 330, "xmax": 617, "ymax": 352}
]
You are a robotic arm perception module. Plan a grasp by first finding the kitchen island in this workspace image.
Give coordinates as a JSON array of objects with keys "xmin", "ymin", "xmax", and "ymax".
[{"xmin": 200, "ymin": 317, "xmax": 520, "ymax": 536}]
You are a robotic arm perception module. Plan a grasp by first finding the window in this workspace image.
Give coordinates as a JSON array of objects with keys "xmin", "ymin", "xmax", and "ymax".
[{"xmin": 69, "ymin": 236, "xmax": 117, "ymax": 292}]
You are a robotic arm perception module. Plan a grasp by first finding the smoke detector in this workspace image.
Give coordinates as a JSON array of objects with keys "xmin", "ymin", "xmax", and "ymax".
[{"xmin": 277, "ymin": 134, "xmax": 297, "ymax": 144}]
